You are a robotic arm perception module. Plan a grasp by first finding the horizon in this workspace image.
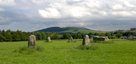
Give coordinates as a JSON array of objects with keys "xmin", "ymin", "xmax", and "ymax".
[
  {"xmin": 32, "ymin": 26, "xmax": 132, "ymax": 32},
  {"xmin": 0, "ymin": 0, "xmax": 136, "ymax": 32}
]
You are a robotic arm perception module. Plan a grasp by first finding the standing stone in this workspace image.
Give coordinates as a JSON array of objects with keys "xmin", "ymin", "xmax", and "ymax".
[
  {"xmin": 105, "ymin": 36, "xmax": 109, "ymax": 41},
  {"xmin": 69, "ymin": 36, "xmax": 73, "ymax": 41},
  {"xmin": 28, "ymin": 35, "xmax": 36, "ymax": 47},
  {"xmin": 47, "ymin": 36, "xmax": 51, "ymax": 42},
  {"xmin": 82, "ymin": 35, "xmax": 91, "ymax": 46}
]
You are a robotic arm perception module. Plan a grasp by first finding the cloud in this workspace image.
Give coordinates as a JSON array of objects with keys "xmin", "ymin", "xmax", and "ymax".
[
  {"xmin": 0, "ymin": 8, "xmax": 5, "ymax": 11},
  {"xmin": 0, "ymin": 0, "xmax": 16, "ymax": 6},
  {"xmin": 39, "ymin": 8, "xmax": 61, "ymax": 18},
  {"xmin": 112, "ymin": 11, "xmax": 132, "ymax": 16},
  {"xmin": 1, "ymin": 0, "xmax": 136, "ymax": 31},
  {"xmin": 123, "ymin": 1, "xmax": 135, "ymax": 7}
]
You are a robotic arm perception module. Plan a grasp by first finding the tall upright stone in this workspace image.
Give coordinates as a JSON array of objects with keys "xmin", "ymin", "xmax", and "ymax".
[
  {"xmin": 28, "ymin": 35, "xmax": 36, "ymax": 47},
  {"xmin": 105, "ymin": 36, "xmax": 109, "ymax": 41},
  {"xmin": 69, "ymin": 36, "xmax": 73, "ymax": 41},
  {"xmin": 47, "ymin": 36, "xmax": 51, "ymax": 42},
  {"xmin": 82, "ymin": 35, "xmax": 91, "ymax": 46}
]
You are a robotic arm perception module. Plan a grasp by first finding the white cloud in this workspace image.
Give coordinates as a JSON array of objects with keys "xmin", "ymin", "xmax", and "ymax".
[
  {"xmin": 31, "ymin": 0, "xmax": 44, "ymax": 5},
  {"xmin": 111, "ymin": 4, "xmax": 125, "ymax": 10},
  {"xmin": 38, "ymin": 8, "xmax": 61, "ymax": 18},
  {"xmin": 69, "ymin": 6, "xmax": 91, "ymax": 17},
  {"xmin": 112, "ymin": 11, "xmax": 134, "ymax": 16},
  {"xmin": 123, "ymin": 1, "xmax": 135, "ymax": 7},
  {"xmin": 0, "ymin": 0, "xmax": 16, "ymax": 6},
  {"xmin": 86, "ymin": 1, "xmax": 101, "ymax": 8}
]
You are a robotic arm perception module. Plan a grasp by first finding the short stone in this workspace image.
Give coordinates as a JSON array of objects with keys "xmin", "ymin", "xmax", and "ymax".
[
  {"xmin": 47, "ymin": 36, "xmax": 51, "ymax": 42},
  {"xmin": 28, "ymin": 35, "xmax": 36, "ymax": 47},
  {"xmin": 69, "ymin": 36, "xmax": 73, "ymax": 41}
]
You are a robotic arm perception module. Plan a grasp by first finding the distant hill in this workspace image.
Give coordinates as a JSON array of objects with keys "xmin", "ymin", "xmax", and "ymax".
[{"xmin": 34, "ymin": 26, "xmax": 105, "ymax": 34}]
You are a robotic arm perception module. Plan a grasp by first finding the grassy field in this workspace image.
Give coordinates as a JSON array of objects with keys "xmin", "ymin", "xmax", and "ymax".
[{"xmin": 0, "ymin": 39, "xmax": 136, "ymax": 64}]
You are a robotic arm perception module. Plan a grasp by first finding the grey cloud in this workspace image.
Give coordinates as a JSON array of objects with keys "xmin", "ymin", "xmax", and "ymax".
[
  {"xmin": 0, "ymin": 0, "xmax": 16, "ymax": 6},
  {"xmin": 1, "ymin": 0, "xmax": 136, "ymax": 31}
]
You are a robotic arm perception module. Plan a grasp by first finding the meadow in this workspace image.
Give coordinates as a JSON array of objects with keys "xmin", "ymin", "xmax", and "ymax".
[{"xmin": 0, "ymin": 39, "xmax": 136, "ymax": 64}]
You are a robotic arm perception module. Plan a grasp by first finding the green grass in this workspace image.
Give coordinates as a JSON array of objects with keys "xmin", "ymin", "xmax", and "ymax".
[{"xmin": 0, "ymin": 39, "xmax": 136, "ymax": 64}]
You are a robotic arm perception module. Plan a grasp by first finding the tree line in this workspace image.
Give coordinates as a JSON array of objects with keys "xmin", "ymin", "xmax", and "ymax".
[{"xmin": 0, "ymin": 29, "xmax": 136, "ymax": 42}]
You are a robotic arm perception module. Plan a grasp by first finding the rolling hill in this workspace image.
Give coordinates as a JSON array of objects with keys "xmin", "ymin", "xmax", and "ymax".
[{"xmin": 34, "ymin": 26, "xmax": 105, "ymax": 34}]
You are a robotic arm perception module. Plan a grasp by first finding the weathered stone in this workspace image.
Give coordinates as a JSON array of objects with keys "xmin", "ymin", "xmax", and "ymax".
[
  {"xmin": 93, "ymin": 36, "xmax": 109, "ymax": 42},
  {"xmin": 28, "ymin": 35, "xmax": 36, "ymax": 47},
  {"xmin": 47, "ymin": 36, "xmax": 51, "ymax": 42},
  {"xmin": 69, "ymin": 36, "xmax": 73, "ymax": 41},
  {"xmin": 105, "ymin": 36, "xmax": 109, "ymax": 41},
  {"xmin": 82, "ymin": 35, "xmax": 91, "ymax": 46}
]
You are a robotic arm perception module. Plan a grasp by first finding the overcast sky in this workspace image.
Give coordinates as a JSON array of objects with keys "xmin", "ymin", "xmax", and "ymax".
[{"xmin": 0, "ymin": 0, "xmax": 136, "ymax": 32}]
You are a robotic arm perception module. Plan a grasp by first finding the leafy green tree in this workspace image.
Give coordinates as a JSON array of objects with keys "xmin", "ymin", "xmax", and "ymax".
[
  {"xmin": 105, "ymin": 32, "xmax": 111, "ymax": 38},
  {"xmin": 11, "ymin": 32, "xmax": 21, "ymax": 41},
  {"xmin": 52, "ymin": 32, "xmax": 59, "ymax": 39},
  {"xmin": 41, "ymin": 32, "xmax": 46, "ymax": 40},
  {"xmin": 3, "ymin": 30, "xmax": 12, "ymax": 42},
  {"xmin": 63, "ymin": 32, "xmax": 71, "ymax": 39},
  {"xmin": 116, "ymin": 33, "xmax": 122, "ymax": 38},
  {"xmin": 72, "ymin": 34, "xmax": 77, "ymax": 39},
  {"xmin": 35, "ymin": 32, "xmax": 42, "ymax": 40},
  {"xmin": 94, "ymin": 33, "xmax": 99, "ymax": 35},
  {"xmin": 0, "ymin": 33, "xmax": 6, "ymax": 42},
  {"xmin": 77, "ymin": 32, "xmax": 82, "ymax": 39},
  {"xmin": 88, "ymin": 32, "xmax": 94, "ymax": 36}
]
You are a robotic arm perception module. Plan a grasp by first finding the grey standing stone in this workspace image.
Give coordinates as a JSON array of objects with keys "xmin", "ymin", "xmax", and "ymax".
[
  {"xmin": 28, "ymin": 35, "xmax": 36, "ymax": 47},
  {"xmin": 82, "ymin": 35, "xmax": 91, "ymax": 46},
  {"xmin": 69, "ymin": 36, "xmax": 73, "ymax": 41},
  {"xmin": 105, "ymin": 36, "xmax": 109, "ymax": 41},
  {"xmin": 47, "ymin": 36, "xmax": 51, "ymax": 42}
]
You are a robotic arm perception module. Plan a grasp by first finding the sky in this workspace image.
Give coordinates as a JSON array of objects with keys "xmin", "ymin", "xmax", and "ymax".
[{"xmin": 0, "ymin": 0, "xmax": 136, "ymax": 32}]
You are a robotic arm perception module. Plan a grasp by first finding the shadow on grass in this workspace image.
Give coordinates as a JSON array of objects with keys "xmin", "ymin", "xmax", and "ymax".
[
  {"xmin": 76, "ymin": 43, "xmax": 99, "ymax": 50},
  {"xmin": 14, "ymin": 46, "xmax": 44, "ymax": 54},
  {"xmin": 67, "ymin": 41, "xmax": 77, "ymax": 43},
  {"xmin": 91, "ymin": 40, "xmax": 115, "ymax": 44},
  {"xmin": 45, "ymin": 40, "xmax": 53, "ymax": 43}
]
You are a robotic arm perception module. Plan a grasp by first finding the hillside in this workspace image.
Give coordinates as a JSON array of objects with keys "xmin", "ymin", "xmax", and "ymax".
[{"xmin": 34, "ymin": 26, "xmax": 105, "ymax": 33}]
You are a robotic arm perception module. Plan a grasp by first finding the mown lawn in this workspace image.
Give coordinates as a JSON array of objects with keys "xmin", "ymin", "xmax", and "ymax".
[{"xmin": 0, "ymin": 39, "xmax": 136, "ymax": 64}]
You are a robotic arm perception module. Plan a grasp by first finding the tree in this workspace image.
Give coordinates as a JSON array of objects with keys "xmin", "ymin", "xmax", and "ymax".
[
  {"xmin": 88, "ymin": 32, "xmax": 94, "ymax": 36},
  {"xmin": 0, "ymin": 33, "xmax": 6, "ymax": 42},
  {"xmin": 3, "ymin": 30, "xmax": 12, "ymax": 42},
  {"xmin": 72, "ymin": 34, "xmax": 77, "ymax": 39},
  {"xmin": 77, "ymin": 32, "xmax": 82, "ymax": 39},
  {"xmin": 11, "ymin": 31, "xmax": 22, "ymax": 41},
  {"xmin": 116, "ymin": 32, "xmax": 122, "ymax": 38},
  {"xmin": 63, "ymin": 32, "xmax": 71, "ymax": 39},
  {"xmin": 35, "ymin": 32, "xmax": 42, "ymax": 40},
  {"xmin": 52, "ymin": 32, "xmax": 59, "ymax": 39},
  {"xmin": 94, "ymin": 33, "xmax": 99, "ymax": 35},
  {"xmin": 41, "ymin": 32, "xmax": 46, "ymax": 40}
]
